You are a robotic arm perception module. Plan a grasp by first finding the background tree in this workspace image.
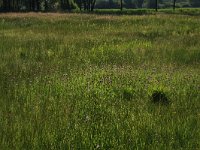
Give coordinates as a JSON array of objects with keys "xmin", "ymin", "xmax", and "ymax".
[
  {"xmin": 109, "ymin": 0, "xmax": 114, "ymax": 8},
  {"xmin": 148, "ymin": 0, "xmax": 155, "ymax": 8},
  {"xmin": 60, "ymin": 0, "xmax": 78, "ymax": 11},
  {"xmin": 81, "ymin": 0, "xmax": 96, "ymax": 11},
  {"xmin": 124, "ymin": 0, "xmax": 136, "ymax": 8},
  {"xmin": 120, "ymin": 0, "xmax": 123, "ymax": 10},
  {"xmin": 0, "ymin": 0, "xmax": 200, "ymax": 12},
  {"xmin": 135, "ymin": 0, "xmax": 144, "ymax": 8},
  {"xmin": 155, "ymin": 0, "xmax": 158, "ymax": 11},
  {"xmin": 75, "ymin": 0, "xmax": 82, "ymax": 10},
  {"xmin": 148, "ymin": 0, "xmax": 158, "ymax": 11},
  {"xmin": 190, "ymin": 0, "xmax": 200, "ymax": 7},
  {"xmin": 173, "ymin": 0, "xmax": 176, "ymax": 10}
]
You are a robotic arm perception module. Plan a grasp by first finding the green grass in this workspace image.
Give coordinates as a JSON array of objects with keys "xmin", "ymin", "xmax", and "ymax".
[
  {"xmin": 74, "ymin": 8, "xmax": 200, "ymax": 16},
  {"xmin": 0, "ymin": 11, "xmax": 200, "ymax": 149}
]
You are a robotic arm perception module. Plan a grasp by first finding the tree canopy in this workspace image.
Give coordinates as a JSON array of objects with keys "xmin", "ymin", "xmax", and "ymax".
[{"xmin": 0, "ymin": 0, "xmax": 199, "ymax": 12}]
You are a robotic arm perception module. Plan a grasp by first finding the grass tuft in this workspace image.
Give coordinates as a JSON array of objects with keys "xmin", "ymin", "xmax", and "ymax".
[{"xmin": 150, "ymin": 90, "xmax": 169, "ymax": 105}]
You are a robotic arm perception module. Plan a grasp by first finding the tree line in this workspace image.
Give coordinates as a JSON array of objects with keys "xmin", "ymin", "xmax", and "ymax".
[
  {"xmin": 0, "ymin": 0, "xmax": 96, "ymax": 11},
  {"xmin": 0, "ymin": 0, "xmax": 199, "ymax": 12}
]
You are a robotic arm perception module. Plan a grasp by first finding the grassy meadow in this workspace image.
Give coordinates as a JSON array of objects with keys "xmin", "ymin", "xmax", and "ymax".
[{"xmin": 0, "ymin": 11, "xmax": 200, "ymax": 149}]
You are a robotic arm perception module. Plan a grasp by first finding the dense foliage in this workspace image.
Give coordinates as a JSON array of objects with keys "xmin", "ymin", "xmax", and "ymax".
[{"xmin": 0, "ymin": 0, "xmax": 199, "ymax": 12}]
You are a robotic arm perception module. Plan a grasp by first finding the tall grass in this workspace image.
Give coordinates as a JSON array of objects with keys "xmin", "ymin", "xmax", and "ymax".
[{"xmin": 0, "ymin": 12, "xmax": 200, "ymax": 149}]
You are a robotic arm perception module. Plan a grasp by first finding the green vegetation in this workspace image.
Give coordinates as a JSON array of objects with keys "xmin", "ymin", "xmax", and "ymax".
[
  {"xmin": 0, "ymin": 11, "xmax": 200, "ymax": 149},
  {"xmin": 0, "ymin": 0, "xmax": 200, "ymax": 12}
]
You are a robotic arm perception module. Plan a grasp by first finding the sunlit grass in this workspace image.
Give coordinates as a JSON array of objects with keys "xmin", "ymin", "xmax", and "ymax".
[{"xmin": 0, "ymin": 12, "xmax": 200, "ymax": 149}]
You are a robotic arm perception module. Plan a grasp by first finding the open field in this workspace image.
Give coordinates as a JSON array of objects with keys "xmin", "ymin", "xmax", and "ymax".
[{"xmin": 0, "ymin": 12, "xmax": 200, "ymax": 149}]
